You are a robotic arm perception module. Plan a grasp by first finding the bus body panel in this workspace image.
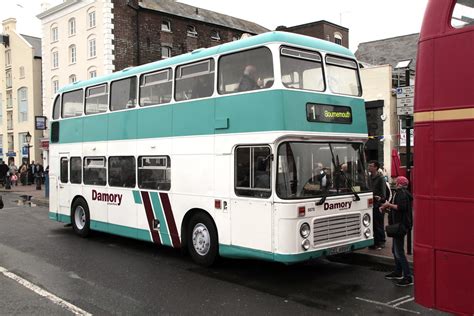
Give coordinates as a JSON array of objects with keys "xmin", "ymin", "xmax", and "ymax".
[{"xmin": 414, "ymin": 1, "xmax": 474, "ymax": 313}]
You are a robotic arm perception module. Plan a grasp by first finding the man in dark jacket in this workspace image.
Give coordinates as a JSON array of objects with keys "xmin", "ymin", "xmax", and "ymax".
[
  {"xmin": 368, "ymin": 160, "xmax": 386, "ymax": 249},
  {"xmin": 380, "ymin": 176, "xmax": 413, "ymax": 286},
  {"xmin": 237, "ymin": 65, "xmax": 262, "ymax": 92},
  {"xmin": 0, "ymin": 161, "xmax": 9, "ymax": 187}
]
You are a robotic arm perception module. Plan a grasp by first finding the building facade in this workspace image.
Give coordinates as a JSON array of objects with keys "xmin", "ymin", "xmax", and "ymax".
[
  {"xmin": 276, "ymin": 20, "xmax": 349, "ymax": 48},
  {"xmin": 0, "ymin": 18, "xmax": 42, "ymax": 165}
]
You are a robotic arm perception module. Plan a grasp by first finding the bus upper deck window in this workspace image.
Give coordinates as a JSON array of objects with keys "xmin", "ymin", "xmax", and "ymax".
[
  {"xmin": 52, "ymin": 95, "xmax": 60, "ymax": 120},
  {"xmin": 451, "ymin": 1, "xmax": 474, "ymax": 28},
  {"xmin": 139, "ymin": 69, "xmax": 172, "ymax": 106},
  {"xmin": 218, "ymin": 47, "xmax": 274, "ymax": 95},
  {"xmin": 280, "ymin": 46, "xmax": 324, "ymax": 92},
  {"xmin": 85, "ymin": 84, "xmax": 108, "ymax": 115},
  {"xmin": 111, "ymin": 77, "xmax": 137, "ymax": 111},
  {"xmin": 175, "ymin": 59, "xmax": 215, "ymax": 101},
  {"xmin": 62, "ymin": 89, "xmax": 84, "ymax": 118},
  {"xmin": 325, "ymin": 55, "xmax": 362, "ymax": 97}
]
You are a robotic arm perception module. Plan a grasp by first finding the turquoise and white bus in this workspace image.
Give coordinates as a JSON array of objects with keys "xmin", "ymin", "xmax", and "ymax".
[{"xmin": 49, "ymin": 31, "xmax": 373, "ymax": 266}]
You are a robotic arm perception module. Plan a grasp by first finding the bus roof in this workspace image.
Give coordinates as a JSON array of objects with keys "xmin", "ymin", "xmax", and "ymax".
[{"xmin": 59, "ymin": 31, "xmax": 355, "ymax": 93}]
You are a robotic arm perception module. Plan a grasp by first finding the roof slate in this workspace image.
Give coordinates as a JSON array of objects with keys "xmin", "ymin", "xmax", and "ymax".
[
  {"xmin": 355, "ymin": 33, "xmax": 419, "ymax": 70},
  {"xmin": 21, "ymin": 34, "xmax": 42, "ymax": 58},
  {"xmin": 139, "ymin": 0, "xmax": 269, "ymax": 34}
]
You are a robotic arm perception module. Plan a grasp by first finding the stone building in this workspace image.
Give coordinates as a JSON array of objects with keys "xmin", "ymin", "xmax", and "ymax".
[{"xmin": 0, "ymin": 18, "xmax": 43, "ymax": 165}]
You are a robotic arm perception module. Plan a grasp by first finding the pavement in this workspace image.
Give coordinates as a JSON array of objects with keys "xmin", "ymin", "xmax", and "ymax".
[{"xmin": 0, "ymin": 183, "xmax": 411, "ymax": 267}]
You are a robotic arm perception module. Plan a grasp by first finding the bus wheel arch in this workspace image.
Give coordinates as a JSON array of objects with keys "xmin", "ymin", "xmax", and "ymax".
[
  {"xmin": 181, "ymin": 208, "xmax": 219, "ymax": 266},
  {"xmin": 70, "ymin": 196, "xmax": 91, "ymax": 238}
]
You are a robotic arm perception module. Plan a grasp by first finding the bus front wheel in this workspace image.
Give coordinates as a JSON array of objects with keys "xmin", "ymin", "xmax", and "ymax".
[
  {"xmin": 71, "ymin": 198, "xmax": 91, "ymax": 237},
  {"xmin": 187, "ymin": 213, "xmax": 218, "ymax": 266}
]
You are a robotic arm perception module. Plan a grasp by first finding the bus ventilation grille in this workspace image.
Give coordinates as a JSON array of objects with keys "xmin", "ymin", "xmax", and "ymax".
[{"xmin": 313, "ymin": 214, "xmax": 361, "ymax": 245}]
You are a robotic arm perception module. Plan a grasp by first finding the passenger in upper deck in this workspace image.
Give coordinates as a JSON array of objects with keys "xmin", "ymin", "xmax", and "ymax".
[{"xmin": 237, "ymin": 65, "xmax": 263, "ymax": 92}]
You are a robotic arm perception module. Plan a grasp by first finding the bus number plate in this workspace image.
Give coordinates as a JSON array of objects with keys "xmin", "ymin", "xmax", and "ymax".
[{"xmin": 326, "ymin": 245, "xmax": 352, "ymax": 256}]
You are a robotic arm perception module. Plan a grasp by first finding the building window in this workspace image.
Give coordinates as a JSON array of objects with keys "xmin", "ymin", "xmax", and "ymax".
[
  {"xmin": 5, "ymin": 50, "xmax": 11, "ymax": 67},
  {"xmin": 334, "ymin": 32, "xmax": 343, "ymax": 45},
  {"xmin": 7, "ymin": 133, "xmax": 14, "ymax": 152},
  {"xmin": 17, "ymin": 87, "xmax": 28, "ymax": 122},
  {"xmin": 109, "ymin": 156, "xmax": 136, "ymax": 188},
  {"xmin": 52, "ymin": 79, "xmax": 59, "ymax": 94},
  {"xmin": 69, "ymin": 74, "xmax": 77, "ymax": 83},
  {"xmin": 161, "ymin": 46, "xmax": 171, "ymax": 59},
  {"xmin": 138, "ymin": 156, "xmax": 171, "ymax": 190},
  {"xmin": 88, "ymin": 37, "xmax": 96, "ymax": 58},
  {"xmin": 161, "ymin": 20, "xmax": 171, "ymax": 32},
  {"xmin": 68, "ymin": 18, "xmax": 76, "ymax": 36},
  {"xmin": 83, "ymin": 157, "xmax": 107, "ymax": 186},
  {"xmin": 69, "ymin": 45, "xmax": 77, "ymax": 64},
  {"xmin": 52, "ymin": 51, "xmax": 59, "ymax": 69},
  {"xmin": 6, "ymin": 91, "xmax": 12, "ymax": 109},
  {"xmin": 51, "ymin": 25, "xmax": 58, "ymax": 42},
  {"xmin": 89, "ymin": 70, "xmax": 97, "ymax": 78},
  {"xmin": 7, "ymin": 111, "xmax": 13, "ymax": 130},
  {"xmin": 19, "ymin": 66, "xmax": 25, "ymax": 79},
  {"xmin": 88, "ymin": 10, "xmax": 96, "ymax": 28},
  {"xmin": 187, "ymin": 25, "xmax": 197, "ymax": 37},
  {"xmin": 211, "ymin": 30, "xmax": 220, "ymax": 41},
  {"xmin": 6, "ymin": 70, "xmax": 12, "ymax": 88},
  {"xmin": 0, "ymin": 94, "xmax": 2, "ymax": 125},
  {"xmin": 235, "ymin": 146, "xmax": 272, "ymax": 198}
]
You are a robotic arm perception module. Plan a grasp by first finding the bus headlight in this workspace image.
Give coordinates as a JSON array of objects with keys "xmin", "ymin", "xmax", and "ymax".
[
  {"xmin": 363, "ymin": 213, "xmax": 371, "ymax": 227},
  {"xmin": 364, "ymin": 228, "xmax": 371, "ymax": 239},
  {"xmin": 302, "ymin": 239, "xmax": 310, "ymax": 251},
  {"xmin": 300, "ymin": 222, "xmax": 311, "ymax": 238}
]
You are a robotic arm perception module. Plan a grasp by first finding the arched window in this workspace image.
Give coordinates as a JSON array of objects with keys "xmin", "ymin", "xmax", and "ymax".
[
  {"xmin": 17, "ymin": 87, "xmax": 28, "ymax": 122},
  {"xmin": 52, "ymin": 76, "xmax": 59, "ymax": 94},
  {"xmin": 161, "ymin": 46, "xmax": 171, "ymax": 59},
  {"xmin": 69, "ymin": 45, "xmax": 77, "ymax": 64},
  {"xmin": 87, "ymin": 35, "xmax": 96, "ymax": 58},
  {"xmin": 334, "ymin": 32, "xmax": 343, "ymax": 45},
  {"xmin": 51, "ymin": 48, "xmax": 59, "ymax": 69},
  {"xmin": 50, "ymin": 24, "xmax": 59, "ymax": 42},
  {"xmin": 87, "ymin": 66, "xmax": 97, "ymax": 78},
  {"xmin": 69, "ymin": 74, "xmax": 77, "ymax": 83},
  {"xmin": 68, "ymin": 18, "xmax": 76, "ymax": 36},
  {"xmin": 87, "ymin": 7, "xmax": 96, "ymax": 28}
]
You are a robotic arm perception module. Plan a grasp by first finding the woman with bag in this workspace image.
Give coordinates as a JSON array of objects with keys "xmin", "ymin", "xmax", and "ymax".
[{"xmin": 379, "ymin": 176, "xmax": 413, "ymax": 287}]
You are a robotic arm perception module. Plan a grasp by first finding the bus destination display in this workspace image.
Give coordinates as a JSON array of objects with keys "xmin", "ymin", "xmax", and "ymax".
[{"xmin": 306, "ymin": 103, "xmax": 352, "ymax": 124}]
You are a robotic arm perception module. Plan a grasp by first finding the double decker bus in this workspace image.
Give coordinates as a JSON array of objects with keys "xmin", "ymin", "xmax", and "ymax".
[
  {"xmin": 49, "ymin": 31, "xmax": 373, "ymax": 266},
  {"xmin": 414, "ymin": 0, "xmax": 474, "ymax": 314}
]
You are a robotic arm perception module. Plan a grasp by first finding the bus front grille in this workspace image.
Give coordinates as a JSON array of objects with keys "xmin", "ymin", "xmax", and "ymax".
[{"xmin": 313, "ymin": 214, "xmax": 361, "ymax": 245}]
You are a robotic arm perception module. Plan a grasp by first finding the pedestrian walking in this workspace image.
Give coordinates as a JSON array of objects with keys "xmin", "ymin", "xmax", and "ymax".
[
  {"xmin": 380, "ymin": 176, "xmax": 413, "ymax": 287},
  {"xmin": 368, "ymin": 160, "xmax": 386, "ymax": 249}
]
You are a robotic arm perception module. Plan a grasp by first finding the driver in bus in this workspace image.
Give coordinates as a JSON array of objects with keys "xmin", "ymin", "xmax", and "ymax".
[
  {"xmin": 238, "ymin": 65, "xmax": 263, "ymax": 91},
  {"xmin": 303, "ymin": 162, "xmax": 330, "ymax": 192}
]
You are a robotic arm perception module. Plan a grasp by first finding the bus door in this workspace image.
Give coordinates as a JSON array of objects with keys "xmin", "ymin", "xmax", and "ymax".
[
  {"xmin": 230, "ymin": 146, "xmax": 273, "ymax": 252},
  {"xmin": 58, "ymin": 154, "xmax": 71, "ymax": 214}
]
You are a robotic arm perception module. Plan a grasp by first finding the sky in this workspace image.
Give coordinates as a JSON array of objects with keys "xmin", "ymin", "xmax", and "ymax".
[{"xmin": 2, "ymin": 0, "xmax": 429, "ymax": 52}]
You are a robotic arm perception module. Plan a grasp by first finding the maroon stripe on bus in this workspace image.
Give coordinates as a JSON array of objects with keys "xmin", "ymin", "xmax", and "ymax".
[
  {"xmin": 141, "ymin": 191, "xmax": 161, "ymax": 245},
  {"xmin": 159, "ymin": 192, "xmax": 181, "ymax": 248}
]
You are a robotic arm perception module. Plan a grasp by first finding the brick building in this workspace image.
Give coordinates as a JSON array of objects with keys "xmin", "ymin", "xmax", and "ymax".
[{"xmin": 276, "ymin": 20, "xmax": 349, "ymax": 48}]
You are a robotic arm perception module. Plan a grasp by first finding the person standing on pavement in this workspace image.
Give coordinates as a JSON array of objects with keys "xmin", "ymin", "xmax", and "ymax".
[
  {"xmin": 0, "ymin": 161, "xmax": 9, "ymax": 187},
  {"xmin": 380, "ymin": 176, "xmax": 413, "ymax": 286},
  {"xmin": 368, "ymin": 160, "xmax": 386, "ymax": 250}
]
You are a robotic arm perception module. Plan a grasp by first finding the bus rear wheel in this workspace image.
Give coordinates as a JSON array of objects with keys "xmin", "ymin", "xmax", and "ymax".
[
  {"xmin": 72, "ymin": 198, "xmax": 90, "ymax": 237},
  {"xmin": 187, "ymin": 213, "xmax": 218, "ymax": 266}
]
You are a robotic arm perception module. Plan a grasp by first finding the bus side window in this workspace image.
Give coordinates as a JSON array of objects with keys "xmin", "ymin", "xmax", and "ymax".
[
  {"xmin": 110, "ymin": 77, "xmax": 137, "ymax": 111},
  {"xmin": 109, "ymin": 156, "xmax": 136, "ymax": 188},
  {"xmin": 138, "ymin": 156, "xmax": 171, "ymax": 191},
  {"xmin": 62, "ymin": 89, "xmax": 84, "ymax": 118},
  {"xmin": 83, "ymin": 157, "xmax": 106, "ymax": 186},
  {"xmin": 175, "ymin": 59, "xmax": 215, "ymax": 101},
  {"xmin": 218, "ymin": 47, "xmax": 274, "ymax": 95},
  {"xmin": 235, "ymin": 146, "xmax": 271, "ymax": 198},
  {"xmin": 139, "ymin": 69, "xmax": 172, "ymax": 106},
  {"xmin": 60, "ymin": 158, "xmax": 68, "ymax": 183},
  {"xmin": 70, "ymin": 157, "xmax": 82, "ymax": 184}
]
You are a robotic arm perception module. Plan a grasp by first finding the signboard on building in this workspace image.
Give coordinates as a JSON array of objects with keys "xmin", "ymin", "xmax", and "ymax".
[
  {"xmin": 6, "ymin": 152, "xmax": 16, "ymax": 157},
  {"xmin": 40, "ymin": 139, "xmax": 49, "ymax": 150},
  {"xmin": 35, "ymin": 116, "xmax": 47, "ymax": 130}
]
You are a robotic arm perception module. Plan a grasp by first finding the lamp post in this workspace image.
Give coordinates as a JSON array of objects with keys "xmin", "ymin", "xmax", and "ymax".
[{"xmin": 25, "ymin": 131, "xmax": 32, "ymax": 185}]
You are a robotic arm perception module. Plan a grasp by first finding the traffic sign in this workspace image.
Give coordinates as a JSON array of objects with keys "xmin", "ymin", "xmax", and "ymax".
[
  {"xmin": 396, "ymin": 86, "xmax": 415, "ymax": 99},
  {"xmin": 397, "ymin": 106, "xmax": 414, "ymax": 115}
]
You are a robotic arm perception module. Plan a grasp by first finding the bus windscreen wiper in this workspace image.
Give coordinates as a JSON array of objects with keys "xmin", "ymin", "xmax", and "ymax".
[
  {"xmin": 329, "ymin": 144, "xmax": 360, "ymax": 201},
  {"xmin": 338, "ymin": 164, "xmax": 361, "ymax": 201}
]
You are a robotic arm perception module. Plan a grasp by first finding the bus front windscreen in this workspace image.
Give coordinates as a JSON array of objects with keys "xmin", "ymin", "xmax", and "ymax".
[{"xmin": 276, "ymin": 142, "xmax": 369, "ymax": 199}]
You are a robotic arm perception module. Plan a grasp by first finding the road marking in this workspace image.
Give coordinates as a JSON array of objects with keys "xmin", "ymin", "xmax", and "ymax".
[
  {"xmin": 387, "ymin": 295, "xmax": 411, "ymax": 305},
  {"xmin": 0, "ymin": 266, "xmax": 92, "ymax": 316},
  {"xmin": 356, "ymin": 297, "xmax": 420, "ymax": 314},
  {"xmin": 393, "ymin": 297, "xmax": 415, "ymax": 307}
]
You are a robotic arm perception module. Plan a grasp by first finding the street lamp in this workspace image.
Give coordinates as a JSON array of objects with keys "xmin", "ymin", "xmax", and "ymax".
[{"xmin": 25, "ymin": 131, "xmax": 32, "ymax": 185}]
